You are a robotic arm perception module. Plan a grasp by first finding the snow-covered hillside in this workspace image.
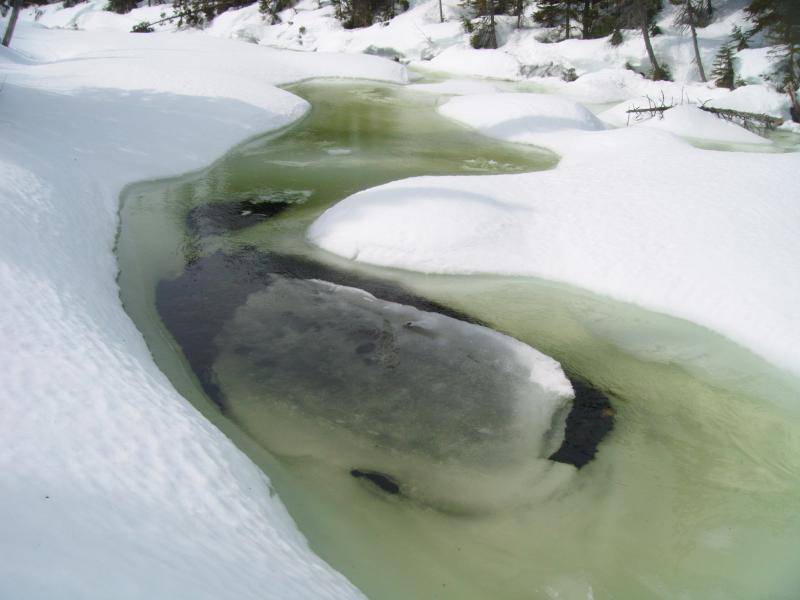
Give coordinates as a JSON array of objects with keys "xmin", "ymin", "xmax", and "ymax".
[
  {"xmin": 13, "ymin": 0, "xmax": 797, "ymax": 121},
  {"xmin": 0, "ymin": 24, "xmax": 405, "ymax": 600}
]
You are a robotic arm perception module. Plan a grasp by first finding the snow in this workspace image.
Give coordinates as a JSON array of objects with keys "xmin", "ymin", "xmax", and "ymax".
[
  {"xmin": 0, "ymin": 23, "xmax": 408, "ymax": 600},
  {"xmin": 413, "ymin": 45, "xmax": 523, "ymax": 80},
  {"xmin": 598, "ymin": 102, "xmax": 771, "ymax": 145},
  {"xmin": 440, "ymin": 92, "xmax": 605, "ymax": 137},
  {"xmin": 12, "ymin": 0, "xmax": 795, "ymax": 122},
  {"xmin": 632, "ymin": 104, "xmax": 770, "ymax": 144},
  {"xmin": 310, "ymin": 94, "xmax": 800, "ymax": 379},
  {"xmin": 705, "ymin": 84, "xmax": 792, "ymax": 119}
]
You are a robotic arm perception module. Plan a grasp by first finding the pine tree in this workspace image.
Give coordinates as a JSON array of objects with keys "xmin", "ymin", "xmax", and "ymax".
[
  {"xmin": 463, "ymin": 0, "xmax": 499, "ymax": 48},
  {"xmin": 613, "ymin": 0, "xmax": 669, "ymax": 80},
  {"xmin": 169, "ymin": 0, "xmax": 253, "ymax": 27},
  {"xmin": 746, "ymin": 0, "xmax": 800, "ymax": 121},
  {"xmin": 673, "ymin": 0, "xmax": 707, "ymax": 81},
  {"xmin": 1, "ymin": 0, "xmax": 22, "ymax": 47},
  {"xmin": 635, "ymin": 0, "xmax": 668, "ymax": 79},
  {"xmin": 106, "ymin": 0, "xmax": 138, "ymax": 14},
  {"xmin": 711, "ymin": 42, "xmax": 735, "ymax": 89},
  {"xmin": 731, "ymin": 24, "xmax": 749, "ymax": 51},
  {"xmin": 334, "ymin": 0, "xmax": 408, "ymax": 28},
  {"xmin": 533, "ymin": 0, "xmax": 580, "ymax": 40},
  {"xmin": 259, "ymin": 0, "xmax": 295, "ymax": 24}
]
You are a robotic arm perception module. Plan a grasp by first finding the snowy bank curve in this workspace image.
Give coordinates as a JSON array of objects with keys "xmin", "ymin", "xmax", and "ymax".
[
  {"xmin": 0, "ymin": 25, "xmax": 406, "ymax": 599},
  {"xmin": 310, "ymin": 92, "xmax": 800, "ymax": 378}
]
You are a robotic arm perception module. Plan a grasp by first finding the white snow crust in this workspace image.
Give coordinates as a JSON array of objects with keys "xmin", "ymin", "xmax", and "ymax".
[
  {"xmin": 13, "ymin": 0, "xmax": 797, "ymax": 121},
  {"xmin": 310, "ymin": 93, "xmax": 800, "ymax": 378},
  {"xmin": 0, "ymin": 24, "xmax": 407, "ymax": 600},
  {"xmin": 440, "ymin": 92, "xmax": 605, "ymax": 136}
]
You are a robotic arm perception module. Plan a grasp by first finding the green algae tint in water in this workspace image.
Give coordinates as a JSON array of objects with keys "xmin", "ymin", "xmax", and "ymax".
[{"xmin": 117, "ymin": 80, "xmax": 800, "ymax": 599}]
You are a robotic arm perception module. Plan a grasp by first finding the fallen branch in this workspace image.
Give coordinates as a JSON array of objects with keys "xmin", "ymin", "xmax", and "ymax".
[{"xmin": 626, "ymin": 96, "xmax": 784, "ymax": 133}]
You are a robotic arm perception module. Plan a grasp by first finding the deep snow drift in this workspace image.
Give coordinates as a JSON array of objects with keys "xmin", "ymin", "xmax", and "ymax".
[
  {"xmin": 0, "ymin": 24, "xmax": 406, "ymax": 600},
  {"xmin": 310, "ymin": 92, "xmax": 800, "ymax": 378}
]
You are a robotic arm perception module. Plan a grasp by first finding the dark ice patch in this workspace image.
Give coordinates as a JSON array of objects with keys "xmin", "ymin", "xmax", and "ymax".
[
  {"xmin": 351, "ymin": 469, "xmax": 401, "ymax": 495},
  {"xmin": 186, "ymin": 199, "xmax": 291, "ymax": 237}
]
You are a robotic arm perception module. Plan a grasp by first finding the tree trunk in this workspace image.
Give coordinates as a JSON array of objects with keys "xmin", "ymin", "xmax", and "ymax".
[
  {"xmin": 789, "ymin": 48, "xmax": 800, "ymax": 123},
  {"xmin": 686, "ymin": 0, "xmax": 707, "ymax": 82},
  {"xmin": 2, "ymin": 0, "xmax": 23, "ymax": 48},
  {"xmin": 638, "ymin": 0, "xmax": 661, "ymax": 79},
  {"xmin": 438, "ymin": 0, "xmax": 443, "ymax": 23},
  {"xmin": 516, "ymin": 0, "xmax": 523, "ymax": 28},
  {"xmin": 488, "ymin": 0, "xmax": 497, "ymax": 48},
  {"xmin": 581, "ymin": 0, "xmax": 591, "ymax": 39},
  {"xmin": 565, "ymin": 0, "xmax": 570, "ymax": 39}
]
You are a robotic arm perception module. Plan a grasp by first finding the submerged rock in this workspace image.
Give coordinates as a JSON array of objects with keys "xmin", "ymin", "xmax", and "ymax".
[
  {"xmin": 213, "ymin": 276, "xmax": 573, "ymax": 464},
  {"xmin": 185, "ymin": 190, "xmax": 309, "ymax": 237},
  {"xmin": 156, "ymin": 246, "xmax": 614, "ymax": 492},
  {"xmin": 550, "ymin": 379, "xmax": 615, "ymax": 468}
]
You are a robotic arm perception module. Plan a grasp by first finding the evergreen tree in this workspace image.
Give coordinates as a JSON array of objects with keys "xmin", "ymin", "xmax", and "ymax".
[
  {"xmin": 614, "ymin": 0, "xmax": 669, "ymax": 80},
  {"xmin": 462, "ymin": 0, "xmax": 499, "ymax": 48},
  {"xmin": 673, "ymin": 0, "xmax": 707, "ymax": 81},
  {"xmin": 533, "ymin": 0, "xmax": 580, "ymax": 40},
  {"xmin": 333, "ymin": 0, "xmax": 408, "ymax": 28},
  {"xmin": 731, "ymin": 24, "xmax": 749, "ymax": 51},
  {"xmin": 711, "ymin": 42, "xmax": 735, "ymax": 89},
  {"xmin": 746, "ymin": 0, "xmax": 800, "ymax": 121},
  {"xmin": 170, "ymin": 0, "xmax": 252, "ymax": 27},
  {"xmin": 259, "ymin": 0, "xmax": 295, "ymax": 24},
  {"xmin": 532, "ymin": 0, "xmax": 613, "ymax": 40},
  {"xmin": 106, "ymin": 0, "xmax": 138, "ymax": 14},
  {"xmin": 1, "ymin": 0, "xmax": 22, "ymax": 47}
]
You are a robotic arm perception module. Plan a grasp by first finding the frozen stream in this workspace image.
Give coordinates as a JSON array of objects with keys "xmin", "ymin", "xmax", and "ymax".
[{"xmin": 117, "ymin": 81, "xmax": 800, "ymax": 599}]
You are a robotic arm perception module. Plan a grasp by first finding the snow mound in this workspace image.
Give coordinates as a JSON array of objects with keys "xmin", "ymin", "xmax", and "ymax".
[
  {"xmin": 600, "ymin": 103, "xmax": 771, "ymax": 145},
  {"xmin": 642, "ymin": 104, "xmax": 770, "ymax": 144},
  {"xmin": 440, "ymin": 92, "xmax": 605, "ymax": 140},
  {"xmin": 414, "ymin": 46, "xmax": 522, "ymax": 80},
  {"xmin": 705, "ymin": 84, "xmax": 792, "ymax": 121},
  {"xmin": 311, "ymin": 104, "xmax": 800, "ymax": 378}
]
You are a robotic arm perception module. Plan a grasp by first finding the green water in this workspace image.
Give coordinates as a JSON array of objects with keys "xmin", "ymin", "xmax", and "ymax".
[{"xmin": 117, "ymin": 80, "xmax": 800, "ymax": 599}]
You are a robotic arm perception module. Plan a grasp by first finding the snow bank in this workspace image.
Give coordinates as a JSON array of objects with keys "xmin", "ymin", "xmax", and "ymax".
[
  {"xmin": 634, "ymin": 104, "xmax": 770, "ymax": 144},
  {"xmin": 414, "ymin": 45, "xmax": 522, "ymax": 80},
  {"xmin": 0, "ymin": 24, "xmax": 406, "ymax": 600},
  {"xmin": 599, "ymin": 102, "xmax": 771, "ymax": 144},
  {"xmin": 705, "ymin": 84, "xmax": 792, "ymax": 119},
  {"xmin": 440, "ymin": 92, "xmax": 605, "ymax": 138},
  {"xmin": 310, "ymin": 94, "xmax": 800, "ymax": 378}
]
